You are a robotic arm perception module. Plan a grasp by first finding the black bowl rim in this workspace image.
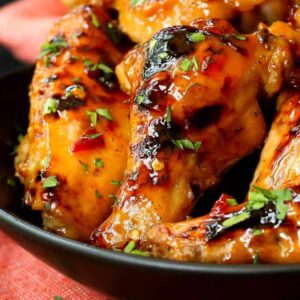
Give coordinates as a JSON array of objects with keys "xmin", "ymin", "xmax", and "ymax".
[
  {"xmin": 2, "ymin": 66, "xmax": 300, "ymax": 276},
  {"xmin": 2, "ymin": 207, "xmax": 300, "ymax": 275}
]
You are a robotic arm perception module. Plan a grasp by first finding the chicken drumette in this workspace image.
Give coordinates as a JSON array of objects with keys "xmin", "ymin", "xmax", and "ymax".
[
  {"xmin": 16, "ymin": 5, "xmax": 131, "ymax": 241},
  {"xmin": 147, "ymin": 91, "xmax": 300, "ymax": 263},
  {"xmin": 92, "ymin": 19, "xmax": 293, "ymax": 250},
  {"xmin": 62, "ymin": 0, "xmax": 292, "ymax": 43}
]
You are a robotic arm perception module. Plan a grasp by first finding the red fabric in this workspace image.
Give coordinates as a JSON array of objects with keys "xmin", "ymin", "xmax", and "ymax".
[
  {"xmin": 0, "ymin": 230, "xmax": 110, "ymax": 299},
  {"xmin": 0, "ymin": 0, "xmax": 67, "ymax": 62}
]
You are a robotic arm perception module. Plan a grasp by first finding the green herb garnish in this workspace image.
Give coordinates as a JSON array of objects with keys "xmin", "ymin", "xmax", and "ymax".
[
  {"xmin": 42, "ymin": 154, "xmax": 51, "ymax": 171},
  {"xmin": 96, "ymin": 108, "xmax": 113, "ymax": 121},
  {"xmin": 158, "ymin": 52, "xmax": 169, "ymax": 59},
  {"xmin": 247, "ymin": 186, "xmax": 292, "ymax": 221},
  {"xmin": 222, "ymin": 211, "xmax": 250, "ymax": 229},
  {"xmin": 95, "ymin": 189, "xmax": 102, "ymax": 198},
  {"xmin": 86, "ymin": 133, "xmax": 102, "ymax": 139},
  {"xmin": 111, "ymin": 180, "xmax": 122, "ymax": 186},
  {"xmin": 98, "ymin": 63, "xmax": 114, "ymax": 74},
  {"xmin": 94, "ymin": 158, "xmax": 104, "ymax": 168},
  {"xmin": 189, "ymin": 32, "xmax": 205, "ymax": 43},
  {"xmin": 79, "ymin": 161, "xmax": 88, "ymax": 174},
  {"xmin": 43, "ymin": 176, "xmax": 58, "ymax": 189},
  {"xmin": 253, "ymin": 253, "xmax": 260, "ymax": 264},
  {"xmin": 173, "ymin": 139, "xmax": 202, "ymax": 151},
  {"xmin": 40, "ymin": 37, "xmax": 68, "ymax": 58},
  {"xmin": 43, "ymin": 98, "xmax": 57, "ymax": 115},
  {"xmin": 227, "ymin": 198, "xmax": 238, "ymax": 206},
  {"xmin": 149, "ymin": 39, "xmax": 157, "ymax": 51},
  {"xmin": 130, "ymin": 0, "xmax": 147, "ymax": 7},
  {"xmin": 166, "ymin": 105, "xmax": 172, "ymax": 127},
  {"xmin": 6, "ymin": 177, "xmax": 17, "ymax": 187},
  {"xmin": 44, "ymin": 202, "xmax": 51, "ymax": 210},
  {"xmin": 86, "ymin": 111, "xmax": 98, "ymax": 127},
  {"xmin": 233, "ymin": 34, "xmax": 247, "ymax": 41},
  {"xmin": 180, "ymin": 57, "xmax": 198, "ymax": 72},
  {"xmin": 252, "ymin": 228, "xmax": 263, "ymax": 236},
  {"xmin": 91, "ymin": 13, "xmax": 100, "ymax": 28},
  {"xmin": 124, "ymin": 240, "xmax": 150, "ymax": 256},
  {"xmin": 180, "ymin": 58, "xmax": 192, "ymax": 72}
]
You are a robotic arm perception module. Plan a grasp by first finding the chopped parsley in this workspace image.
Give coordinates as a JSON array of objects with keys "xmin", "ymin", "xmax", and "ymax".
[
  {"xmin": 221, "ymin": 186, "xmax": 293, "ymax": 230},
  {"xmin": 6, "ymin": 177, "xmax": 17, "ymax": 187},
  {"xmin": 94, "ymin": 158, "xmax": 104, "ymax": 168},
  {"xmin": 53, "ymin": 296, "xmax": 63, "ymax": 300},
  {"xmin": 233, "ymin": 34, "xmax": 247, "ymax": 41},
  {"xmin": 189, "ymin": 32, "xmax": 205, "ymax": 43},
  {"xmin": 222, "ymin": 211, "xmax": 250, "ymax": 228},
  {"xmin": 83, "ymin": 59, "xmax": 93, "ymax": 67},
  {"xmin": 253, "ymin": 253, "xmax": 259, "ymax": 264},
  {"xmin": 86, "ymin": 133, "xmax": 102, "ymax": 139},
  {"xmin": 40, "ymin": 36, "xmax": 68, "ymax": 60},
  {"xmin": 252, "ymin": 228, "xmax": 263, "ymax": 236},
  {"xmin": 111, "ymin": 180, "xmax": 122, "ymax": 186},
  {"xmin": 180, "ymin": 56, "xmax": 198, "ymax": 72},
  {"xmin": 91, "ymin": 13, "xmax": 100, "ymax": 28},
  {"xmin": 149, "ymin": 39, "xmax": 157, "ymax": 51},
  {"xmin": 173, "ymin": 139, "xmax": 202, "ymax": 151},
  {"xmin": 137, "ymin": 95, "xmax": 146, "ymax": 105},
  {"xmin": 42, "ymin": 154, "xmax": 51, "ymax": 171},
  {"xmin": 43, "ymin": 98, "xmax": 57, "ymax": 115},
  {"xmin": 158, "ymin": 52, "xmax": 169, "ymax": 59},
  {"xmin": 96, "ymin": 108, "xmax": 113, "ymax": 121},
  {"xmin": 43, "ymin": 176, "xmax": 58, "ymax": 189},
  {"xmin": 84, "ymin": 59, "xmax": 114, "ymax": 74},
  {"xmin": 227, "ymin": 198, "xmax": 238, "ymax": 206},
  {"xmin": 98, "ymin": 63, "xmax": 114, "ymax": 74},
  {"xmin": 247, "ymin": 186, "xmax": 293, "ymax": 220},
  {"xmin": 86, "ymin": 111, "xmax": 98, "ymax": 127},
  {"xmin": 79, "ymin": 161, "xmax": 88, "ymax": 174},
  {"xmin": 124, "ymin": 240, "xmax": 150, "ymax": 256},
  {"xmin": 224, "ymin": 33, "xmax": 247, "ymax": 41},
  {"xmin": 44, "ymin": 202, "xmax": 51, "ymax": 210},
  {"xmin": 130, "ymin": 0, "xmax": 147, "ymax": 7},
  {"xmin": 166, "ymin": 105, "xmax": 172, "ymax": 127},
  {"xmin": 95, "ymin": 189, "xmax": 102, "ymax": 198}
]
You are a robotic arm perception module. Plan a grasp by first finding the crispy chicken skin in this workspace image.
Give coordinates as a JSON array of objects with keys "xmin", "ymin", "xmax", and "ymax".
[
  {"xmin": 92, "ymin": 19, "xmax": 293, "ymax": 250},
  {"xmin": 15, "ymin": 5, "xmax": 131, "ymax": 241},
  {"xmin": 147, "ymin": 92, "xmax": 300, "ymax": 263},
  {"xmin": 62, "ymin": 0, "xmax": 291, "ymax": 44},
  {"xmin": 114, "ymin": 0, "xmax": 292, "ymax": 43}
]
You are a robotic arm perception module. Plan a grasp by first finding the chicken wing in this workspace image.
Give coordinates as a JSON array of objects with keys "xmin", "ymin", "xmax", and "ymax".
[
  {"xmin": 15, "ymin": 5, "xmax": 131, "ymax": 241},
  {"xmin": 113, "ymin": 0, "xmax": 291, "ymax": 43},
  {"xmin": 61, "ymin": 0, "xmax": 291, "ymax": 44},
  {"xmin": 92, "ymin": 19, "xmax": 293, "ymax": 250},
  {"xmin": 147, "ymin": 91, "xmax": 300, "ymax": 263}
]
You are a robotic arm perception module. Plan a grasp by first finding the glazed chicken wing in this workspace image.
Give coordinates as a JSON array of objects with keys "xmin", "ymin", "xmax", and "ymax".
[
  {"xmin": 147, "ymin": 91, "xmax": 300, "ymax": 263},
  {"xmin": 92, "ymin": 19, "xmax": 293, "ymax": 250},
  {"xmin": 15, "ymin": 5, "xmax": 131, "ymax": 241},
  {"xmin": 62, "ymin": 0, "xmax": 291, "ymax": 44}
]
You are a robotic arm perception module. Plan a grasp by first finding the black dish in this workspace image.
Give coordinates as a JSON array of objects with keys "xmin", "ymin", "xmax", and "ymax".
[{"xmin": 0, "ymin": 67, "xmax": 299, "ymax": 300}]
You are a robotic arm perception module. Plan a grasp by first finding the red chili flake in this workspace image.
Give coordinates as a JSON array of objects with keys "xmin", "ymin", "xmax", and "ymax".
[
  {"xmin": 210, "ymin": 193, "xmax": 235, "ymax": 217},
  {"xmin": 70, "ymin": 129, "xmax": 104, "ymax": 152}
]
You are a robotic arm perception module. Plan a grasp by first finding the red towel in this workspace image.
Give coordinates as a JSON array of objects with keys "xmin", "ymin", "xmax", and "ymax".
[
  {"xmin": 0, "ymin": 231, "xmax": 110, "ymax": 299},
  {"xmin": 0, "ymin": 0, "xmax": 67, "ymax": 62}
]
